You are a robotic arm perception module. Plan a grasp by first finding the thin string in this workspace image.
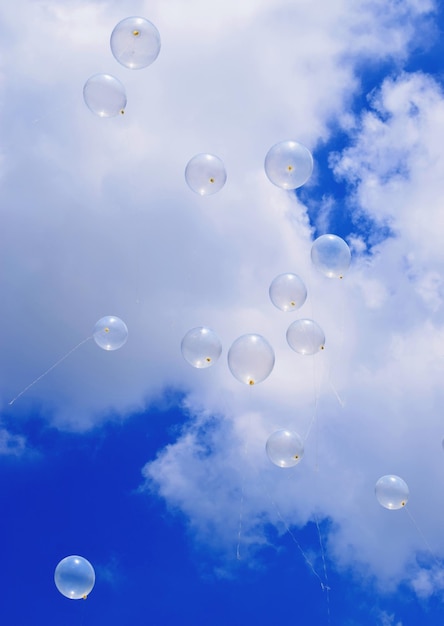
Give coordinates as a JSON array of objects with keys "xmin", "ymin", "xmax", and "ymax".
[
  {"xmin": 236, "ymin": 482, "xmax": 245, "ymax": 560},
  {"xmin": 405, "ymin": 507, "xmax": 442, "ymax": 568},
  {"xmin": 9, "ymin": 336, "xmax": 92, "ymax": 405},
  {"xmin": 79, "ymin": 594, "xmax": 88, "ymax": 626},
  {"xmin": 314, "ymin": 511, "xmax": 331, "ymax": 624},
  {"xmin": 260, "ymin": 477, "xmax": 326, "ymax": 587},
  {"xmin": 236, "ymin": 384, "xmax": 253, "ymax": 560}
]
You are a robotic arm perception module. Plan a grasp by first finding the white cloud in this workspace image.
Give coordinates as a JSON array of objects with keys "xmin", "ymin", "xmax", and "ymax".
[
  {"xmin": 0, "ymin": 427, "xmax": 26, "ymax": 455},
  {"xmin": 410, "ymin": 565, "xmax": 444, "ymax": 599},
  {"xmin": 379, "ymin": 611, "xmax": 403, "ymax": 626},
  {"xmin": 0, "ymin": 0, "xmax": 442, "ymax": 600}
]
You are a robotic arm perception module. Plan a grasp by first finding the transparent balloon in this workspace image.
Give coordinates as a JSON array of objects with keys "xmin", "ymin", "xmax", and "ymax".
[
  {"xmin": 375, "ymin": 475, "xmax": 409, "ymax": 510},
  {"xmin": 264, "ymin": 140, "xmax": 313, "ymax": 189},
  {"xmin": 227, "ymin": 334, "xmax": 275, "ymax": 385},
  {"xmin": 286, "ymin": 319, "xmax": 325, "ymax": 355},
  {"xmin": 266, "ymin": 429, "xmax": 304, "ymax": 467},
  {"xmin": 269, "ymin": 273, "xmax": 307, "ymax": 312},
  {"xmin": 83, "ymin": 74, "xmax": 127, "ymax": 117},
  {"xmin": 311, "ymin": 234, "xmax": 351, "ymax": 278},
  {"xmin": 110, "ymin": 16, "xmax": 161, "ymax": 69},
  {"xmin": 54, "ymin": 555, "xmax": 95, "ymax": 600},
  {"xmin": 185, "ymin": 154, "xmax": 227, "ymax": 196},
  {"xmin": 181, "ymin": 327, "xmax": 222, "ymax": 368},
  {"xmin": 93, "ymin": 316, "xmax": 128, "ymax": 351}
]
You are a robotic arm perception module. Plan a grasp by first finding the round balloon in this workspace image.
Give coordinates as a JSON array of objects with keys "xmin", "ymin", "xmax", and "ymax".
[
  {"xmin": 286, "ymin": 319, "xmax": 325, "ymax": 355},
  {"xmin": 83, "ymin": 74, "xmax": 127, "ymax": 117},
  {"xmin": 110, "ymin": 16, "xmax": 161, "ymax": 69},
  {"xmin": 93, "ymin": 316, "xmax": 128, "ymax": 351},
  {"xmin": 264, "ymin": 140, "xmax": 313, "ymax": 189},
  {"xmin": 181, "ymin": 327, "xmax": 222, "ymax": 368},
  {"xmin": 185, "ymin": 154, "xmax": 227, "ymax": 195},
  {"xmin": 311, "ymin": 234, "xmax": 351, "ymax": 278},
  {"xmin": 269, "ymin": 273, "xmax": 307, "ymax": 312},
  {"xmin": 227, "ymin": 334, "xmax": 275, "ymax": 385},
  {"xmin": 54, "ymin": 555, "xmax": 95, "ymax": 600},
  {"xmin": 375, "ymin": 475, "xmax": 409, "ymax": 510},
  {"xmin": 266, "ymin": 429, "xmax": 304, "ymax": 467}
]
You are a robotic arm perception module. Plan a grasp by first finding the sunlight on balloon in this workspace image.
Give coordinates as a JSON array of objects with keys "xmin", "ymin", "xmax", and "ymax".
[
  {"xmin": 227, "ymin": 333, "xmax": 275, "ymax": 385},
  {"xmin": 93, "ymin": 316, "xmax": 128, "ymax": 351},
  {"xmin": 286, "ymin": 319, "xmax": 325, "ymax": 355},
  {"xmin": 311, "ymin": 234, "xmax": 351, "ymax": 278},
  {"xmin": 269, "ymin": 273, "xmax": 307, "ymax": 312},
  {"xmin": 264, "ymin": 140, "xmax": 313, "ymax": 189},
  {"xmin": 185, "ymin": 153, "xmax": 227, "ymax": 195},
  {"xmin": 266, "ymin": 429, "xmax": 304, "ymax": 467},
  {"xmin": 181, "ymin": 327, "xmax": 222, "ymax": 368},
  {"xmin": 110, "ymin": 16, "xmax": 161, "ymax": 69},
  {"xmin": 83, "ymin": 74, "xmax": 127, "ymax": 117},
  {"xmin": 375, "ymin": 475, "xmax": 409, "ymax": 510},
  {"xmin": 54, "ymin": 555, "xmax": 95, "ymax": 600}
]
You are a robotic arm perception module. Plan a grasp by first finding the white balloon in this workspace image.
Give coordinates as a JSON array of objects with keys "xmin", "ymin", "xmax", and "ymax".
[
  {"xmin": 54, "ymin": 555, "xmax": 95, "ymax": 600},
  {"xmin": 110, "ymin": 16, "xmax": 161, "ymax": 69},
  {"xmin": 375, "ymin": 475, "xmax": 409, "ymax": 510},
  {"xmin": 264, "ymin": 140, "xmax": 313, "ymax": 189},
  {"xmin": 181, "ymin": 327, "xmax": 222, "ymax": 368},
  {"xmin": 83, "ymin": 74, "xmax": 127, "ymax": 118},
  {"xmin": 286, "ymin": 319, "xmax": 325, "ymax": 355},
  {"xmin": 266, "ymin": 429, "xmax": 304, "ymax": 467},
  {"xmin": 269, "ymin": 273, "xmax": 307, "ymax": 312},
  {"xmin": 227, "ymin": 334, "xmax": 275, "ymax": 385},
  {"xmin": 311, "ymin": 234, "xmax": 351, "ymax": 278},
  {"xmin": 93, "ymin": 316, "xmax": 128, "ymax": 351},
  {"xmin": 185, "ymin": 153, "xmax": 227, "ymax": 195}
]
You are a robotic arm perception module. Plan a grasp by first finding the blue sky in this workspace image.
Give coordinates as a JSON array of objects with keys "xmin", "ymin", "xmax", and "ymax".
[{"xmin": 1, "ymin": 1, "xmax": 444, "ymax": 624}]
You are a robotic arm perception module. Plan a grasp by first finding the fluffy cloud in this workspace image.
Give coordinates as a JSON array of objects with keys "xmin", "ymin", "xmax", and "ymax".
[{"xmin": 0, "ymin": 427, "xmax": 26, "ymax": 455}]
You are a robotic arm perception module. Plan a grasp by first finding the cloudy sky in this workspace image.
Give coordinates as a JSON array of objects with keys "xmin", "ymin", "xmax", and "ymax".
[{"xmin": 1, "ymin": 0, "xmax": 444, "ymax": 624}]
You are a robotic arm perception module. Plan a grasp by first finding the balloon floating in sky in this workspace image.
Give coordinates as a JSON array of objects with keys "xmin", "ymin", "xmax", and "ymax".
[
  {"xmin": 266, "ymin": 429, "xmax": 304, "ymax": 467},
  {"xmin": 54, "ymin": 555, "xmax": 95, "ymax": 600},
  {"xmin": 83, "ymin": 73, "xmax": 127, "ymax": 117},
  {"xmin": 181, "ymin": 327, "xmax": 222, "ymax": 368},
  {"xmin": 375, "ymin": 475, "xmax": 409, "ymax": 510},
  {"xmin": 227, "ymin": 333, "xmax": 275, "ymax": 385},
  {"xmin": 110, "ymin": 16, "xmax": 161, "ymax": 69},
  {"xmin": 286, "ymin": 318, "xmax": 325, "ymax": 355},
  {"xmin": 185, "ymin": 153, "xmax": 227, "ymax": 195},
  {"xmin": 269, "ymin": 273, "xmax": 307, "ymax": 312},
  {"xmin": 93, "ymin": 316, "xmax": 128, "ymax": 351},
  {"xmin": 264, "ymin": 140, "xmax": 313, "ymax": 189},
  {"xmin": 311, "ymin": 234, "xmax": 351, "ymax": 278}
]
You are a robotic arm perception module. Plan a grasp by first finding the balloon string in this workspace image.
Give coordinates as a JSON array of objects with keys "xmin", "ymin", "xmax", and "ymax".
[
  {"xmin": 261, "ymin": 478, "xmax": 325, "ymax": 587},
  {"xmin": 314, "ymin": 511, "xmax": 332, "ymax": 624},
  {"xmin": 237, "ymin": 390, "xmax": 253, "ymax": 560},
  {"xmin": 303, "ymin": 351, "xmax": 321, "ymax": 448},
  {"xmin": 236, "ymin": 483, "xmax": 245, "ymax": 560},
  {"xmin": 405, "ymin": 507, "xmax": 442, "ymax": 568},
  {"xmin": 80, "ymin": 592, "xmax": 87, "ymax": 626},
  {"xmin": 9, "ymin": 336, "xmax": 92, "ymax": 405},
  {"xmin": 329, "ymin": 378, "xmax": 344, "ymax": 407}
]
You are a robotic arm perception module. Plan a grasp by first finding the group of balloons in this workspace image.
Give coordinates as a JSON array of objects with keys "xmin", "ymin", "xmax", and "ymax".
[
  {"xmin": 181, "ymin": 233, "xmax": 351, "ymax": 375},
  {"xmin": 179, "ymin": 134, "xmax": 411, "ymax": 516},
  {"xmin": 184, "ymin": 139, "xmax": 314, "ymax": 197},
  {"xmin": 83, "ymin": 16, "xmax": 161, "ymax": 117},
  {"xmin": 181, "ymin": 234, "xmax": 350, "ymax": 430},
  {"xmin": 53, "ymin": 14, "xmax": 411, "ymax": 605}
]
